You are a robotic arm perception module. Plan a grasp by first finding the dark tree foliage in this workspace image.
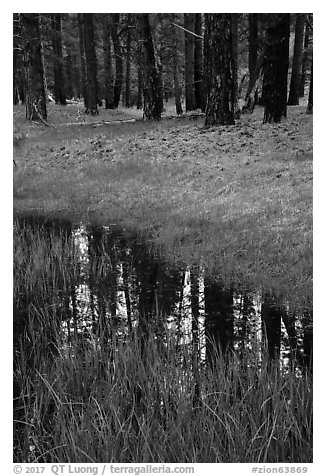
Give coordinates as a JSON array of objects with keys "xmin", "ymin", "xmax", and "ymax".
[
  {"xmin": 288, "ymin": 14, "xmax": 306, "ymax": 106},
  {"xmin": 21, "ymin": 13, "xmax": 47, "ymax": 121},
  {"xmin": 51, "ymin": 14, "xmax": 66, "ymax": 105},
  {"xmin": 204, "ymin": 13, "xmax": 236, "ymax": 126},
  {"xmin": 137, "ymin": 14, "xmax": 161, "ymax": 121},
  {"xmin": 262, "ymin": 14, "xmax": 290, "ymax": 123},
  {"xmin": 184, "ymin": 13, "xmax": 196, "ymax": 111}
]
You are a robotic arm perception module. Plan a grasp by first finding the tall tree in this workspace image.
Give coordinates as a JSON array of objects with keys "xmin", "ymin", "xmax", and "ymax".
[
  {"xmin": 83, "ymin": 13, "xmax": 99, "ymax": 114},
  {"xmin": 125, "ymin": 14, "xmax": 132, "ymax": 108},
  {"xmin": 51, "ymin": 14, "xmax": 66, "ymax": 105},
  {"xmin": 13, "ymin": 14, "xmax": 23, "ymax": 104},
  {"xmin": 103, "ymin": 15, "xmax": 114, "ymax": 109},
  {"xmin": 248, "ymin": 14, "xmax": 259, "ymax": 88},
  {"xmin": 170, "ymin": 16, "xmax": 183, "ymax": 115},
  {"xmin": 288, "ymin": 14, "xmax": 306, "ymax": 106},
  {"xmin": 110, "ymin": 14, "xmax": 123, "ymax": 109},
  {"xmin": 194, "ymin": 14, "xmax": 204, "ymax": 111},
  {"xmin": 299, "ymin": 18, "xmax": 311, "ymax": 97},
  {"xmin": 137, "ymin": 14, "xmax": 161, "ymax": 121},
  {"xmin": 77, "ymin": 14, "xmax": 88, "ymax": 108},
  {"xmin": 184, "ymin": 13, "xmax": 196, "ymax": 111},
  {"xmin": 21, "ymin": 13, "xmax": 47, "ymax": 122},
  {"xmin": 204, "ymin": 13, "xmax": 236, "ymax": 126},
  {"xmin": 231, "ymin": 13, "xmax": 240, "ymax": 117},
  {"xmin": 306, "ymin": 58, "xmax": 313, "ymax": 113},
  {"xmin": 262, "ymin": 14, "xmax": 290, "ymax": 123}
]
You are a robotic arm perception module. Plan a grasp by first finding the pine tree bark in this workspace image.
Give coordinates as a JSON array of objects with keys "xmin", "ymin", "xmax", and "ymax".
[
  {"xmin": 194, "ymin": 14, "xmax": 204, "ymax": 111},
  {"xmin": 51, "ymin": 13, "xmax": 66, "ymax": 105},
  {"xmin": 184, "ymin": 14, "xmax": 196, "ymax": 111},
  {"xmin": 125, "ymin": 14, "xmax": 132, "ymax": 108},
  {"xmin": 137, "ymin": 14, "xmax": 161, "ymax": 121},
  {"xmin": 110, "ymin": 14, "xmax": 123, "ymax": 109},
  {"xmin": 103, "ymin": 15, "xmax": 114, "ymax": 109},
  {"xmin": 306, "ymin": 58, "xmax": 313, "ymax": 113},
  {"xmin": 299, "ymin": 18, "xmax": 311, "ymax": 98},
  {"xmin": 231, "ymin": 13, "xmax": 239, "ymax": 117},
  {"xmin": 263, "ymin": 14, "xmax": 290, "ymax": 123},
  {"xmin": 77, "ymin": 14, "xmax": 88, "ymax": 108},
  {"xmin": 13, "ymin": 14, "xmax": 22, "ymax": 104},
  {"xmin": 204, "ymin": 14, "xmax": 236, "ymax": 126},
  {"xmin": 83, "ymin": 13, "xmax": 99, "ymax": 114},
  {"xmin": 288, "ymin": 14, "xmax": 306, "ymax": 105},
  {"xmin": 248, "ymin": 14, "xmax": 259, "ymax": 88},
  {"xmin": 21, "ymin": 13, "xmax": 47, "ymax": 121}
]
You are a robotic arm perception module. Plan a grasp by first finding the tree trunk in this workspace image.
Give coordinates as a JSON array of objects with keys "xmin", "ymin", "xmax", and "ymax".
[
  {"xmin": 194, "ymin": 14, "xmax": 204, "ymax": 111},
  {"xmin": 83, "ymin": 13, "xmax": 99, "ymax": 114},
  {"xmin": 21, "ymin": 13, "xmax": 47, "ymax": 121},
  {"xmin": 306, "ymin": 58, "xmax": 313, "ymax": 113},
  {"xmin": 137, "ymin": 14, "xmax": 161, "ymax": 121},
  {"xmin": 263, "ymin": 14, "xmax": 290, "ymax": 123},
  {"xmin": 288, "ymin": 14, "xmax": 306, "ymax": 105},
  {"xmin": 172, "ymin": 38, "xmax": 183, "ymax": 115},
  {"xmin": 137, "ymin": 38, "xmax": 143, "ymax": 109},
  {"xmin": 204, "ymin": 13, "xmax": 236, "ymax": 126},
  {"xmin": 110, "ymin": 14, "xmax": 123, "ymax": 109},
  {"xmin": 51, "ymin": 14, "xmax": 66, "ymax": 105},
  {"xmin": 125, "ymin": 14, "xmax": 132, "ymax": 108},
  {"xmin": 248, "ymin": 14, "xmax": 259, "ymax": 88},
  {"xmin": 103, "ymin": 15, "xmax": 114, "ymax": 109},
  {"xmin": 299, "ymin": 17, "xmax": 311, "ymax": 98},
  {"xmin": 231, "ymin": 13, "xmax": 240, "ymax": 117},
  {"xmin": 184, "ymin": 14, "xmax": 196, "ymax": 111},
  {"xmin": 77, "ymin": 13, "xmax": 88, "ymax": 108},
  {"xmin": 13, "ymin": 14, "xmax": 22, "ymax": 105}
]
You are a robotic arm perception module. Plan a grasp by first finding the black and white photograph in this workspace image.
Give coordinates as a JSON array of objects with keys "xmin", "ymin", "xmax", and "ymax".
[{"xmin": 12, "ymin": 8, "xmax": 314, "ymax": 469}]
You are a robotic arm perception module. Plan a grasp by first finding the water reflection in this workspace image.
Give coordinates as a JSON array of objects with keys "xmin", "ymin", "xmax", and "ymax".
[{"xmin": 14, "ymin": 217, "xmax": 312, "ymax": 373}]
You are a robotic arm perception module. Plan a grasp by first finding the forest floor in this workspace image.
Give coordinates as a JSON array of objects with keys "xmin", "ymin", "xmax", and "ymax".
[{"xmin": 13, "ymin": 100, "xmax": 313, "ymax": 311}]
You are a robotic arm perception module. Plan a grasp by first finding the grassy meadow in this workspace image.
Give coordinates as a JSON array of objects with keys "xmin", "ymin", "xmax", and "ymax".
[{"xmin": 13, "ymin": 101, "xmax": 312, "ymax": 311}]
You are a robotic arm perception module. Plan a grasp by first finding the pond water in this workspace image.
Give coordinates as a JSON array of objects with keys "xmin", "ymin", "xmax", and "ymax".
[{"xmin": 13, "ymin": 216, "xmax": 313, "ymax": 372}]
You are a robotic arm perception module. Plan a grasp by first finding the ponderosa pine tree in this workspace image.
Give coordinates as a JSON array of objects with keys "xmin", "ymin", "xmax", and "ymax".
[
  {"xmin": 51, "ymin": 13, "xmax": 66, "ymax": 105},
  {"xmin": 262, "ymin": 14, "xmax": 290, "ymax": 123},
  {"xmin": 77, "ymin": 13, "xmax": 88, "ymax": 108},
  {"xmin": 299, "ymin": 18, "xmax": 311, "ymax": 98},
  {"xmin": 103, "ymin": 15, "xmax": 114, "ymax": 109},
  {"xmin": 125, "ymin": 14, "xmax": 132, "ymax": 108},
  {"xmin": 194, "ymin": 14, "xmax": 204, "ymax": 111},
  {"xmin": 137, "ymin": 14, "xmax": 161, "ymax": 121},
  {"xmin": 170, "ymin": 14, "xmax": 183, "ymax": 115},
  {"xmin": 82, "ymin": 13, "xmax": 99, "ymax": 114},
  {"xmin": 184, "ymin": 13, "xmax": 196, "ymax": 111},
  {"xmin": 307, "ymin": 58, "xmax": 313, "ymax": 113},
  {"xmin": 248, "ymin": 13, "xmax": 259, "ymax": 88},
  {"xmin": 204, "ymin": 13, "xmax": 236, "ymax": 126},
  {"xmin": 110, "ymin": 14, "xmax": 123, "ymax": 108},
  {"xmin": 288, "ymin": 14, "xmax": 306, "ymax": 106},
  {"xmin": 21, "ymin": 13, "xmax": 47, "ymax": 121}
]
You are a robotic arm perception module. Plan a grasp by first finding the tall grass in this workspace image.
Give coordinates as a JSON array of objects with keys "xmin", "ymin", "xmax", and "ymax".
[{"xmin": 13, "ymin": 220, "xmax": 312, "ymax": 463}]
